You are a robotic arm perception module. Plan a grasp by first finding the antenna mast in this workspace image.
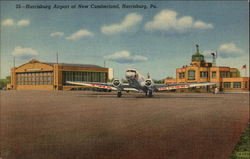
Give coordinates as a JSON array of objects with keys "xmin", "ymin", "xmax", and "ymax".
[
  {"xmin": 13, "ymin": 57, "xmax": 15, "ymax": 67},
  {"xmin": 211, "ymin": 51, "xmax": 217, "ymax": 66},
  {"xmin": 56, "ymin": 51, "xmax": 59, "ymax": 64}
]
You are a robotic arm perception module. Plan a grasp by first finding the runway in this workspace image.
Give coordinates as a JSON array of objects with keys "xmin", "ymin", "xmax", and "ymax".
[{"xmin": 1, "ymin": 90, "xmax": 249, "ymax": 159}]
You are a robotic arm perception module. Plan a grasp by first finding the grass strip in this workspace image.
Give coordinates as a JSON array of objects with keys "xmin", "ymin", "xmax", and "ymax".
[{"xmin": 230, "ymin": 122, "xmax": 250, "ymax": 159}]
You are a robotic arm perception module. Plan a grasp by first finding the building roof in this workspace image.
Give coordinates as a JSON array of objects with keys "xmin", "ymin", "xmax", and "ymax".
[
  {"xmin": 44, "ymin": 62, "xmax": 103, "ymax": 68},
  {"xmin": 14, "ymin": 59, "xmax": 105, "ymax": 70}
]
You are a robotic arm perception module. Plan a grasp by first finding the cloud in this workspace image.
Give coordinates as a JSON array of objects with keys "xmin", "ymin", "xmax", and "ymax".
[
  {"xmin": 50, "ymin": 32, "xmax": 64, "ymax": 37},
  {"xmin": 203, "ymin": 43, "xmax": 245, "ymax": 59},
  {"xmin": 144, "ymin": 9, "xmax": 213, "ymax": 32},
  {"xmin": 104, "ymin": 50, "xmax": 148, "ymax": 63},
  {"xmin": 11, "ymin": 46, "xmax": 39, "ymax": 59},
  {"xmin": 66, "ymin": 29, "xmax": 93, "ymax": 40},
  {"xmin": 193, "ymin": 20, "xmax": 213, "ymax": 29},
  {"xmin": 101, "ymin": 13, "xmax": 143, "ymax": 35},
  {"xmin": 218, "ymin": 42, "xmax": 244, "ymax": 58},
  {"xmin": 2, "ymin": 19, "xmax": 14, "ymax": 26},
  {"xmin": 203, "ymin": 50, "xmax": 216, "ymax": 58},
  {"xmin": 2, "ymin": 19, "xmax": 30, "ymax": 27},
  {"xmin": 17, "ymin": 19, "xmax": 30, "ymax": 26}
]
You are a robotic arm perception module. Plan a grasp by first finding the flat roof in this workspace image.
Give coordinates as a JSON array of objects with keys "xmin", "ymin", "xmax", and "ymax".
[{"xmin": 44, "ymin": 62, "xmax": 104, "ymax": 68}]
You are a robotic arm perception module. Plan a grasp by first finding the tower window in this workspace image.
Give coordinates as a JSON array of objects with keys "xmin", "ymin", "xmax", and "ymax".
[{"xmin": 188, "ymin": 70, "xmax": 195, "ymax": 80}]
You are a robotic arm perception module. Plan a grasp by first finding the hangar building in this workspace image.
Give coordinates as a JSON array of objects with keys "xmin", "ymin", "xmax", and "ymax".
[{"xmin": 10, "ymin": 59, "xmax": 109, "ymax": 90}]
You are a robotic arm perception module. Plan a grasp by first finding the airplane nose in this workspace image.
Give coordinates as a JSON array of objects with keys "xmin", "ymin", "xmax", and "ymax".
[{"xmin": 125, "ymin": 72, "xmax": 135, "ymax": 78}]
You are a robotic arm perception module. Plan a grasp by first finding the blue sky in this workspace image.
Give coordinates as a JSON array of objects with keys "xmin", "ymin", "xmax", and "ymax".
[{"xmin": 1, "ymin": 1, "xmax": 249, "ymax": 79}]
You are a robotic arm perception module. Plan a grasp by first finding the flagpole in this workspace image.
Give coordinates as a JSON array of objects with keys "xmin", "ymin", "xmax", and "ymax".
[
  {"xmin": 245, "ymin": 67, "xmax": 247, "ymax": 77},
  {"xmin": 242, "ymin": 64, "xmax": 247, "ymax": 77}
]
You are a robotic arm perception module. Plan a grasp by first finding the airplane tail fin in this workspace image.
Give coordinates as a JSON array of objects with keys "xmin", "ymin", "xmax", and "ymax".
[{"xmin": 147, "ymin": 72, "xmax": 150, "ymax": 79}]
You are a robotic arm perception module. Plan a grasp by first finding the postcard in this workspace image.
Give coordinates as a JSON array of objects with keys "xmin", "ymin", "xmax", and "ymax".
[{"xmin": 0, "ymin": 1, "xmax": 249, "ymax": 159}]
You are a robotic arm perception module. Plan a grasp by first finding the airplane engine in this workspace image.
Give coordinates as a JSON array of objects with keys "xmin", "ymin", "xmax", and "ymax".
[
  {"xmin": 112, "ymin": 79, "xmax": 121, "ymax": 87},
  {"xmin": 145, "ymin": 79, "xmax": 153, "ymax": 87}
]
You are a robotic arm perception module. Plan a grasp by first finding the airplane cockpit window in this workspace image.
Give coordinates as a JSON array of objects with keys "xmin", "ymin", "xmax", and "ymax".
[{"xmin": 127, "ymin": 70, "xmax": 136, "ymax": 73}]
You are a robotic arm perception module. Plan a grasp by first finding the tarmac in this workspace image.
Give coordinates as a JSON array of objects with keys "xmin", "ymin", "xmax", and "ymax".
[{"xmin": 0, "ymin": 90, "xmax": 249, "ymax": 159}]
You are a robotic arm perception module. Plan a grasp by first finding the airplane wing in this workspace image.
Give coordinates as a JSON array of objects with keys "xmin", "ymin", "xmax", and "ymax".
[
  {"xmin": 155, "ymin": 82, "xmax": 216, "ymax": 91},
  {"xmin": 66, "ymin": 81, "xmax": 139, "ymax": 92}
]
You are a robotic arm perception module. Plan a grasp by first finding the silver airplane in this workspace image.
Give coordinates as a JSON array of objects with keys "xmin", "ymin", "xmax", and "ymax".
[{"xmin": 67, "ymin": 68, "xmax": 216, "ymax": 97}]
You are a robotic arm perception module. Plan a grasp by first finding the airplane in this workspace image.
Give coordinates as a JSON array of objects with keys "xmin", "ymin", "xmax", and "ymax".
[{"xmin": 66, "ymin": 68, "xmax": 216, "ymax": 97}]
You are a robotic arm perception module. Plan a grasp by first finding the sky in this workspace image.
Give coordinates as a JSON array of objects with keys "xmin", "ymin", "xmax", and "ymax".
[{"xmin": 0, "ymin": 1, "xmax": 249, "ymax": 79}]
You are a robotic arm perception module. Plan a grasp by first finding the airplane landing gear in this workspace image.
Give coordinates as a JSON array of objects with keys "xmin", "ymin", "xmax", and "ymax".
[
  {"xmin": 117, "ymin": 91, "xmax": 122, "ymax": 97},
  {"xmin": 147, "ymin": 90, "xmax": 153, "ymax": 97}
]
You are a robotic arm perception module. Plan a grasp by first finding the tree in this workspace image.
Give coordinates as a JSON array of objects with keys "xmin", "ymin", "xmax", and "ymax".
[
  {"xmin": 236, "ymin": 69, "xmax": 241, "ymax": 77},
  {"xmin": 121, "ymin": 79, "xmax": 128, "ymax": 83},
  {"xmin": 153, "ymin": 79, "xmax": 164, "ymax": 84},
  {"xmin": 0, "ymin": 76, "xmax": 10, "ymax": 89},
  {"xmin": 6, "ymin": 76, "xmax": 10, "ymax": 83},
  {"xmin": 107, "ymin": 78, "xmax": 113, "ymax": 83},
  {"xmin": 165, "ymin": 76, "xmax": 173, "ymax": 79}
]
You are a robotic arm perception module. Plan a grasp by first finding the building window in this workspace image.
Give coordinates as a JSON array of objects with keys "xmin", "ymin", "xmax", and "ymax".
[
  {"xmin": 100, "ymin": 72, "xmax": 106, "ymax": 82},
  {"xmin": 233, "ymin": 82, "xmax": 241, "ymax": 88},
  {"xmin": 87, "ymin": 72, "xmax": 92, "ymax": 82},
  {"xmin": 212, "ymin": 72, "xmax": 216, "ymax": 78},
  {"xmin": 179, "ymin": 72, "xmax": 185, "ymax": 79},
  {"xmin": 62, "ymin": 71, "xmax": 107, "ymax": 85},
  {"xmin": 15, "ymin": 71, "xmax": 53, "ymax": 85},
  {"xmin": 220, "ymin": 71, "xmax": 225, "ymax": 78},
  {"xmin": 245, "ymin": 81, "xmax": 248, "ymax": 88},
  {"xmin": 188, "ymin": 70, "xmax": 195, "ymax": 80},
  {"xmin": 200, "ymin": 71, "xmax": 208, "ymax": 78},
  {"xmin": 220, "ymin": 71, "xmax": 230, "ymax": 78},
  {"xmin": 224, "ymin": 82, "xmax": 231, "ymax": 88}
]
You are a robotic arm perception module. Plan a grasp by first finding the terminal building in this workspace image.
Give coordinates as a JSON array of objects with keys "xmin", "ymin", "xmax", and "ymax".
[
  {"xmin": 165, "ymin": 45, "xmax": 249, "ymax": 92},
  {"xmin": 10, "ymin": 59, "xmax": 109, "ymax": 90}
]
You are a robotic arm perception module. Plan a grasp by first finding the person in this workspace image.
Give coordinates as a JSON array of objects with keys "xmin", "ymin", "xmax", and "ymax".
[{"xmin": 214, "ymin": 87, "xmax": 219, "ymax": 94}]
